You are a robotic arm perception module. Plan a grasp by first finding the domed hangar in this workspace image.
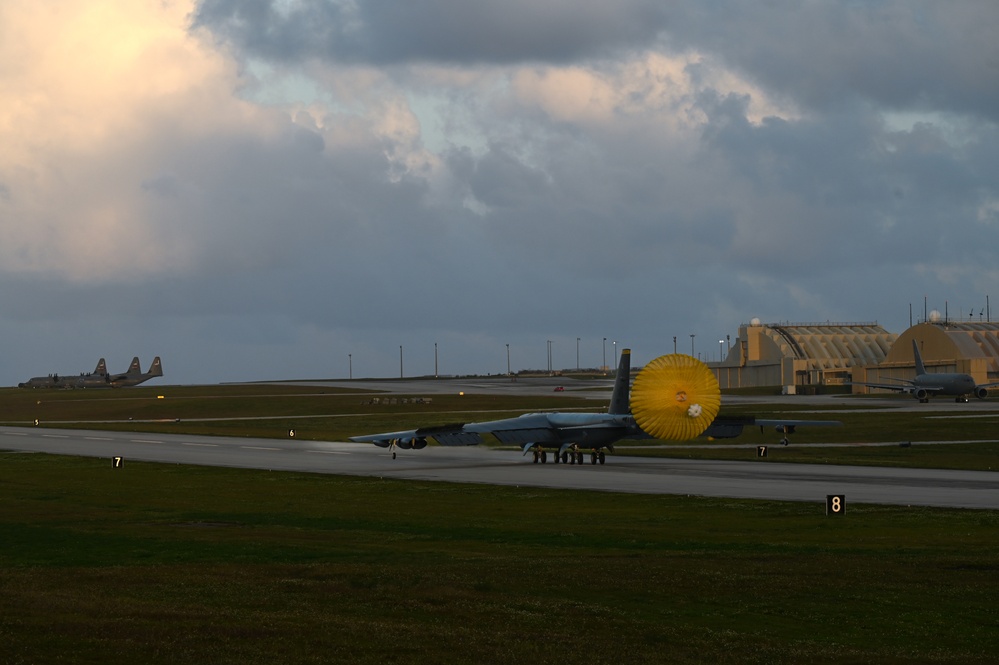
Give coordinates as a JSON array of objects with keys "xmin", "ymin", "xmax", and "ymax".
[
  {"xmin": 713, "ymin": 320, "xmax": 897, "ymax": 393},
  {"xmin": 850, "ymin": 321, "xmax": 999, "ymax": 393}
]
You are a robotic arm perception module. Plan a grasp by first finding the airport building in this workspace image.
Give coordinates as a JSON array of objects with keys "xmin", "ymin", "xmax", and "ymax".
[
  {"xmin": 849, "ymin": 320, "xmax": 999, "ymax": 392},
  {"xmin": 711, "ymin": 317, "xmax": 999, "ymax": 394},
  {"xmin": 712, "ymin": 320, "xmax": 896, "ymax": 393}
]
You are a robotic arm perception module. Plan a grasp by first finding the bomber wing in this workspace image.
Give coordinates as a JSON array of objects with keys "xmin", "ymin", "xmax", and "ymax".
[
  {"xmin": 703, "ymin": 416, "xmax": 841, "ymax": 440},
  {"xmin": 350, "ymin": 413, "xmax": 567, "ymax": 449},
  {"xmin": 350, "ymin": 412, "xmax": 637, "ymax": 450}
]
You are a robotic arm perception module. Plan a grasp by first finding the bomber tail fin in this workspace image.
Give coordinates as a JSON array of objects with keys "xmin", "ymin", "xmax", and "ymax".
[
  {"xmin": 608, "ymin": 348, "xmax": 631, "ymax": 415},
  {"xmin": 911, "ymin": 340, "xmax": 927, "ymax": 376},
  {"xmin": 147, "ymin": 357, "xmax": 163, "ymax": 377}
]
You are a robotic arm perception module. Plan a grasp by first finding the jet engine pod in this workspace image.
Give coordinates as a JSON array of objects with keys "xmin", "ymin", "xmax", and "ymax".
[
  {"xmin": 975, "ymin": 386, "xmax": 989, "ymax": 400},
  {"xmin": 394, "ymin": 437, "xmax": 428, "ymax": 450},
  {"xmin": 630, "ymin": 354, "xmax": 721, "ymax": 441}
]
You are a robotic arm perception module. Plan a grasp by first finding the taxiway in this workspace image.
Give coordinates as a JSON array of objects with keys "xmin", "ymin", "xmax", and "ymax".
[{"xmin": 2, "ymin": 425, "xmax": 997, "ymax": 510}]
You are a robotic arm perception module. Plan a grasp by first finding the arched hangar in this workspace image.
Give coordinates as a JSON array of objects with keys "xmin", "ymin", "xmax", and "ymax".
[
  {"xmin": 713, "ymin": 320, "xmax": 897, "ymax": 393},
  {"xmin": 850, "ymin": 321, "xmax": 999, "ymax": 392}
]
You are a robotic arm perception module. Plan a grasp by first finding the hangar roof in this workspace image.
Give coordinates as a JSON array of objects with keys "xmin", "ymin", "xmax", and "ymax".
[
  {"xmin": 742, "ymin": 322, "xmax": 897, "ymax": 369},
  {"xmin": 886, "ymin": 321, "xmax": 999, "ymax": 373}
]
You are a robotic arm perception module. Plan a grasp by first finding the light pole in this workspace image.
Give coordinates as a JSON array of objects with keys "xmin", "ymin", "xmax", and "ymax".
[
  {"xmin": 348, "ymin": 353, "xmax": 352, "ymax": 380},
  {"xmin": 576, "ymin": 337, "xmax": 580, "ymax": 371},
  {"xmin": 434, "ymin": 342, "xmax": 438, "ymax": 378},
  {"xmin": 602, "ymin": 337, "xmax": 607, "ymax": 372},
  {"xmin": 506, "ymin": 343, "xmax": 510, "ymax": 375},
  {"xmin": 547, "ymin": 340, "xmax": 553, "ymax": 374},
  {"xmin": 719, "ymin": 339, "xmax": 724, "ymax": 362},
  {"xmin": 613, "ymin": 341, "xmax": 618, "ymax": 369},
  {"xmin": 399, "ymin": 345, "xmax": 403, "ymax": 378},
  {"xmin": 673, "ymin": 336, "xmax": 677, "ymax": 354},
  {"xmin": 690, "ymin": 334, "xmax": 695, "ymax": 356}
]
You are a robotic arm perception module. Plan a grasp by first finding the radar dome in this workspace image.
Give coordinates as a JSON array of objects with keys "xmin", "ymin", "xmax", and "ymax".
[
  {"xmin": 929, "ymin": 310, "xmax": 942, "ymax": 322},
  {"xmin": 750, "ymin": 318, "xmax": 761, "ymax": 326}
]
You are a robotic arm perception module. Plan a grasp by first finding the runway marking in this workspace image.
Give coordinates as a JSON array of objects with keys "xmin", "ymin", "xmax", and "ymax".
[
  {"xmin": 181, "ymin": 442, "xmax": 218, "ymax": 447},
  {"xmin": 242, "ymin": 446, "xmax": 280, "ymax": 451},
  {"xmin": 6, "ymin": 432, "xmax": 28, "ymax": 436},
  {"xmin": 85, "ymin": 437, "xmax": 114, "ymax": 441},
  {"xmin": 131, "ymin": 439, "xmax": 163, "ymax": 444},
  {"xmin": 42, "ymin": 434, "xmax": 68, "ymax": 439},
  {"xmin": 306, "ymin": 450, "xmax": 350, "ymax": 455}
]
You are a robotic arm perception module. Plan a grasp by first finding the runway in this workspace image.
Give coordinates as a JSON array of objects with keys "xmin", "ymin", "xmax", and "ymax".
[{"xmin": 3, "ymin": 425, "xmax": 997, "ymax": 509}]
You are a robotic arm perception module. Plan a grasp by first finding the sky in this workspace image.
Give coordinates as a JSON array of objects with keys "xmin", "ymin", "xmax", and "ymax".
[{"xmin": 2, "ymin": 0, "xmax": 999, "ymax": 384}]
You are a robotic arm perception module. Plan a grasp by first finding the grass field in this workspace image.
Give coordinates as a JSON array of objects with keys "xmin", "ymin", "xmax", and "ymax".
[
  {"xmin": 2, "ymin": 382, "xmax": 998, "ymax": 663},
  {"xmin": 2, "ymin": 453, "xmax": 998, "ymax": 664}
]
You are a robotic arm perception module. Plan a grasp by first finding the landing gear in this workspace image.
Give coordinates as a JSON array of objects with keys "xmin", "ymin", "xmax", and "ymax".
[
  {"xmin": 558, "ymin": 444, "xmax": 586, "ymax": 465},
  {"xmin": 527, "ymin": 443, "xmax": 603, "ymax": 465}
]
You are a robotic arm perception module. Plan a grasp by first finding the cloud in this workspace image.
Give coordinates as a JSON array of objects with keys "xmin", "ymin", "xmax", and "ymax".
[
  {"xmin": 0, "ymin": 0, "xmax": 251, "ymax": 280},
  {"xmin": 2, "ymin": 0, "xmax": 998, "ymax": 384},
  {"xmin": 194, "ymin": 0, "xmax": 670, "ymax": 65},
  {"xmin": 660, "ymin": 1, "xmax": 999, "ymax": 121}
]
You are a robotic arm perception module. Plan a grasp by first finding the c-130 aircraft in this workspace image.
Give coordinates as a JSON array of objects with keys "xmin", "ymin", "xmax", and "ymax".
[
  {"xmin": 19, "ymin": 357, "xmax": 163, "ymax": 389},
  {"xmin": 351, "ymin": 349, "xmax": 840, "ymax": 463}
]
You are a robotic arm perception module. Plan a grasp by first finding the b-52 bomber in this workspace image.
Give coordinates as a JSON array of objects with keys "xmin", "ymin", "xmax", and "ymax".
[{"xmin": 351, "ymin": 349, "xmax": 840, "ymax": 463}]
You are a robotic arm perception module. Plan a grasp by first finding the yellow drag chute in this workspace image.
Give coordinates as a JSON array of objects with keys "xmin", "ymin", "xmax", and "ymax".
[{"xmin": 630, "ymin": 354, "xmax": 721, "ymax": 441}]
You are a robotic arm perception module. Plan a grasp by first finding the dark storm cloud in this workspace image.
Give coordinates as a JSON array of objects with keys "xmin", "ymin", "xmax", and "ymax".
[
  {"xmin": 195, "ymin": 0, "xmax": 999, "ymax": 120},
  {"xmin": 193, "ymin": 0, "xmax": 669, "ymax": 64},
  {"xmin": 666, "ymin": 1, "xmax": 999, "ymax": 120}
]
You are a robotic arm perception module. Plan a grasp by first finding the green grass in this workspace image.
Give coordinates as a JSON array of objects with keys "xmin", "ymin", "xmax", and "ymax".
[{"xmin": 2, "ymin": 453, "xmax": 998, "ymax": 664}]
